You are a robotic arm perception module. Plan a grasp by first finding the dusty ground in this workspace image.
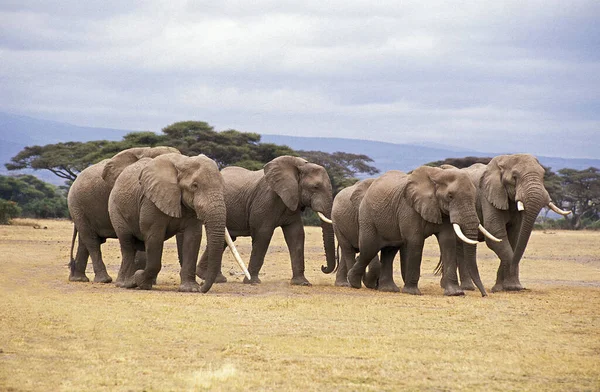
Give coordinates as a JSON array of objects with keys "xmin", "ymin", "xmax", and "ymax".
[{"xmin": 1, "ymin": 219, "xmax": 599, "ymax": 391}]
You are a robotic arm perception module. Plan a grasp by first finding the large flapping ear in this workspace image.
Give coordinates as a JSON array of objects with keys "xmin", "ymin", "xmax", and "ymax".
[
  {"xmin": 264, "ymin": 156, "xmax": 308, "ymax": 211},
  {"xmin": 139, "ymin": 154, "xmax": 182, "ymax": 218},
  {"xmin": 350, "ymin": 178, "xmax": 375, "ymax": 207},
  {"xmin": 405, "ymin": 166, "xmax": 443, "ymax": 224},
  {"xmin": 102, "ymin": 146, "xmax": 180, "ymax": 187},
  {"xmin": 481, "ymin": 155, "xmax": 509, "ymax": 210}
]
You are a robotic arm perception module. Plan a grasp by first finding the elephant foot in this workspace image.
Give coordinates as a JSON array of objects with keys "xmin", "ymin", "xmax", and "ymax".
[
  {"xmin": 243, "ymin": 276, "xmax": 262, "ymax": 285},
  {"xmin": 443, "ymin": 285, "xmax": 465, "ymax": 296},
  {"xmin": 346, "ymin": 268, "xmax": 363, "ymax": 289},
  {"xmin": 335, "ymin": 278, "xmax": 351, "ymax": 287},
  {"xmin": 378, "ymin": 280, "xmax": 400, "ymax": 292},
  {"xmin": 460, "ymin": 281, "xmax": 476, "ymax": 291},
  {"xmin": 215, "ymin": 273, "xmax": 228, "ymax": 284},
  {"xmin": 290, "ymin": 276, "xmax": 312, "ymax": 286},
  {"xmin": 93, "ymin": 271, "xmax": 113, "ymax": 284},
  {"xmin": 363, "ymin": 272, "xmax": 379, "ymax": 289},
  {"xmin": 491, "ymin": 283, "xmax": 504, "ymax": 293},
  {"xmin": 69, "ymin": 273, "xmax": 90, "ymax": 282},
  {"xmin": 133, "ymin": 270, "xmax": 154, "ymax": 290},
  {"xmin": 503, "ymin": 281, "xmax": 525, "ymax": 291},
  {"xmin": 179, "ymin": 281, "xmax": 202, "ymax": 292},
  {"xmin": 402, "ymin": 285, "xmax": 422, "ymax": 295}
]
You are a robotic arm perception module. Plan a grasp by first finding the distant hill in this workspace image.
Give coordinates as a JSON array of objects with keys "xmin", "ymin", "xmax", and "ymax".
[
  {"xmin": 261, "ymin": 134, "xmax": 600, "ymax": 173},
  {"xmin": 1, "ymin": 112, "xmax": 598, "ymax": 185}
]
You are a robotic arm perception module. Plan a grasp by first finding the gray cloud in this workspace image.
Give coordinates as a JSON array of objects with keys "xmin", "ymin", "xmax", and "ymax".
[{"xmin": 0, "ymin": 0, "xmax": 598, "ymax": 158}]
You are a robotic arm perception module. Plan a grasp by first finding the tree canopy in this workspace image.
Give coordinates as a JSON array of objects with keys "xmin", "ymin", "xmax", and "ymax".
[{"xmin": 0, "ymin": 175, "xmax": 69, "ymax": 220}]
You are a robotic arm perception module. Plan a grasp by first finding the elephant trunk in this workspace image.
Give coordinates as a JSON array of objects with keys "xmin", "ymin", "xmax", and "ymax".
[
  {"xmin": 451, "ymin": 207, "xmax": 486, "ymax": 297},
  {"xmin": 320, "ymin": 218, "xmax": 337, "ymax": 273},
  {"xmin": 512, "ymin": 178, "xmax": 549, "ymax": 269},
  {"xmin": 198, "ymin": 197, "xmax": 226, "ymax": 293}
]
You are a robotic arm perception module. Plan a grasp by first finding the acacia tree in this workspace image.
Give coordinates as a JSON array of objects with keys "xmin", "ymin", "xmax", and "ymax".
[{"xmin": 558, "ymin": 167, "xmax": 600, "ymax": 229}]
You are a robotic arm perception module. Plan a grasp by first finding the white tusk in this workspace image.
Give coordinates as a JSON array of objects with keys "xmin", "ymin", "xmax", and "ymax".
[
  {"xmin": 317, "ymin": 211, "xmax": 333, "ymax": 224},
  {"xmin": 224, "ymin": 228, "xmax": 251, "ymax": 280},
  {"xmin": 517, "ymin": 201, "xmax": 525, "ymax": 211},
  {"xmin": 453, "ymin": 223, "xmax": 478, "ymax": 245},
  {"xmin": 478, "ymin": 224, "xmax": 502, "ymax": 242},
  {"xmin": 548, "ymin": 202, "xmax": 571, "ymax": 216}
]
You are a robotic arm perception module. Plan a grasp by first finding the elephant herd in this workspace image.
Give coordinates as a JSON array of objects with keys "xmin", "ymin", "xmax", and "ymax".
[{"xmin": 67, "ymin": 147, "xmax": 570, "ymax": 296}]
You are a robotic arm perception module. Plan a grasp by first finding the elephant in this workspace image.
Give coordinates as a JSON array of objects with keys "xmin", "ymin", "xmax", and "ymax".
[
  {"xmin": 196, "ymin": 155, "xmax": 336, "ymax": 286},
  {"xmin": 347, "ymin": 166, "xmax": 498, "ymax": 297},
  {"xmin": 443, "ymin": 154, "xmax": 571, "ymax": 292},
  {"xmin": 67, "ymin": 146, "xmax": 179, "ymax": 283},
  {"xmin": 108, "ymin": 153, "xmax": 230, "ymax": 292},
  {"xmin": 331, "ymin": 178, "xmax": 381, "ymax": 288}
]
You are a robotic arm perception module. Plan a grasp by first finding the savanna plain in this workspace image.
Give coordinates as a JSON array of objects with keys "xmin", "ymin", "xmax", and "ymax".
[{"xmin": 1, "ymin": 219, "xmax": 599, "ymax": 391}]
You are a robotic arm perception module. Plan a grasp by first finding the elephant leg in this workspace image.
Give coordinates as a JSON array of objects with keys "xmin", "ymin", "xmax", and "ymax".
[
  {"xmin": 363, "ymin": 254, "xmax": 381, "ymax": 289},
  {"xmin": 456, "ymin": 241, "xmax": 475, "ymax": 290},
  {"xmin": 178, "ymin": 225, "xmax": 203, "ymax": 292},
  {"xmin": 133, "ymin": 234, "xmax": 164, "ymax": 290},
  {"xmin": 282, "ymin": 219, "xmax": 311, "ymax": 286},
  {"xmin": 79, "ymin": 233, "xmax": 112, "ymax": 284},
  {"xmin": 334, "ymin": 237, "xmax": 354, "ymax": 287},
  {"xmin": 378, "ymin": 247, "xmax": 399, "ymax": 292},
  {"xmin": 115, "ymin": 235, "xmax": 139, "ymax": 288},
  {"xmin": 69, "ymin": 239, "xmax": 90, "ymax": 282},
  {"xmin": 503, "ymin": 222, "xmax": 524, "ymax": 291},
  {"xmin": 347, "ymin": 237, "xmax": 379, "ymax": 289},
  {"xmin": 399, "ymin": 243, "xmax": 408, "ymax": 283},
  {"xmin": 437, "ymin": 231, "xmax": 464, "ymax": 296},
  {"xmin": 402, "ymin": 239, "xmax": 425, "ymax": 295},
  {"xmin": 244, "ymin": 229, "xmax": 275, "ymax": 284},
  {"xmin": 197, "ymin": 241, "xmax": 228, "ymax": 283},
  {"xmin": 487, "ymin": 234, "xmax": 514, "ymax": 292}
]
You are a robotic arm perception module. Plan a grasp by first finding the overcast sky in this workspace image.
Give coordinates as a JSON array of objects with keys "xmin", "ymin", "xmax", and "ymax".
[{"xmin": 1, "ymin": 1, "xmax": 599, "ymax": 158}]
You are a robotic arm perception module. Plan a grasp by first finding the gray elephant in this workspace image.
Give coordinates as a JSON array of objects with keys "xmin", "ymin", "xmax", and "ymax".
[
  {"xmin": 67, "ymin": 146, "xmax": 179, "ymax": 283},
  {"xmin": 197, "ymin": 155, "xmax": 336, "ymax": 286},
  {"xmin": 347, "ymin": 166, "xmax": 498, "ymax": 297},
  {"xmin": 331, "ymin": 178, "xmax": 381, "ymax": 288},
  {"xmin": 445, "ymin": 154, "xmax": 570, "ymax": 292},
  {"xmin": 108, "ymin": 153, "xmax": 230, "ymax": 293}
]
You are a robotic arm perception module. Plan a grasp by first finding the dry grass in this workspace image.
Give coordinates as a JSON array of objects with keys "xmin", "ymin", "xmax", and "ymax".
[{"xmin": 1, "ymin": 220, "xmax": 599, "ymax": 391}]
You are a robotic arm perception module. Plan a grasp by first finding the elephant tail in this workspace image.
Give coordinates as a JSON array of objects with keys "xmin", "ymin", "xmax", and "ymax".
[
  {"xmin": 433, "ymin": 256, "xmax": 443, "ymax": 276},
  {"xmin": 69, "ymin": 226, "xmax": 77, "ymax": 273}
]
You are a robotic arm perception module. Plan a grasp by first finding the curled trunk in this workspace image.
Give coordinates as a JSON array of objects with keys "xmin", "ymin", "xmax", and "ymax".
[
  {"xmin": 461, "ymin": 225, "xmax": 487, "ymax": 297},
  {"xmin": 320, "ymin": 219, "xmax": 337, "ymax": 273}
]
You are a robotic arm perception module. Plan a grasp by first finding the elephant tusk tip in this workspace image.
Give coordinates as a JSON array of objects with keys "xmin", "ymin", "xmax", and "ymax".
[
  {"xmin": 317, "ymin": 211, "xmax": 333, "ymax": 224},
  {"xmin": 517, "ymin": 201, "xmax": 525, "ymax": 211}
]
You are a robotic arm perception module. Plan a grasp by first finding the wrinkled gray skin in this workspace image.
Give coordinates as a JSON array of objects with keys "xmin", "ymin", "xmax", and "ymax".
[
  {"xmin": 447, "ymin": 154, "xmax": 554, "ymax": 292},
  {"xmin": 108, "ymin": 153, "xmax": 227, "ymax": 293},
  {"xmin": 331, "ymin": 179, "xmax": 381, "ymax": 288},
  {"xmin": 67, "ymin": 146, "xmax": 179, "ymax": 283},
  {"xmin": 347, "ymin": 167, "xmax": 487, "ymax": 297},
  {"xmin": 197, "ymin": 155, "xmax": 336, "ymax": 286}
]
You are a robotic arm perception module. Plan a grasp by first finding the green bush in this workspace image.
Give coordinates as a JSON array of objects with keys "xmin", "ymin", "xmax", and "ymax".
[{"xmin": 0, "ymin": 199, "xmax": 22, "ymax": 224}]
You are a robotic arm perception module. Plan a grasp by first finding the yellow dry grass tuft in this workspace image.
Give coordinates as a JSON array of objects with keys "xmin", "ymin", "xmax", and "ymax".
[{"xmin": 1, "ymin": 220, "xmax": 599, "ymax": 391}]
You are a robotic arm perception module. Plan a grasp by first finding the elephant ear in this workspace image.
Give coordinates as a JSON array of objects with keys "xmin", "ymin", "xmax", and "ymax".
[
  {"xmin": 405, "ymin": 166, "xmax": 443, "ymax": 224},
  {"xmin": 481, "ymin": 156, "xmax": 509, "ymax": 210},
  {"xmin": 139, "ymin": 155, "xmax": 182, "ymax": 218},
  {"xmin": 102, "ymin": 147, "xmax": 181, "ymax": 187},
  {"xmin": 264, "ymin": 156, "xmax": 308, "ymax": 211}
]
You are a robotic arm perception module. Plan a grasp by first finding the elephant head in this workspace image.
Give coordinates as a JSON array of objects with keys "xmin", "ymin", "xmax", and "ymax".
[
  {"xmin": 102, "ymin": 146, "xmax": 180, "ymax": 187},
  {"xmin": 481, "ymin": 154, "xmax": 569, "ymax": 267},
  {"xmin": 138, "ymin": 153, "xmax": 227, "ymax": 293},
  {"xmin": 264, "ymin": 156, "xmax": 336, "ymax": 274},
  {"xmin": 406, "ymin": 166, "xmax": 487, "ymax": 296}
]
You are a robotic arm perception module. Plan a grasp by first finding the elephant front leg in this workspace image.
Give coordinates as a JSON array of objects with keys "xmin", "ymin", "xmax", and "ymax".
[
  {"xmin": 436, "ymin": 231, "xmax": 464, "ymax": 296},
  {"xmin": 402, "ymin": 239, "xmax": 425, "ymax": 295},
  {"xmin": 115, "ymin": 235, "xmax": 139, "ymax": 288},
  {"xmin": 377, "ymin": 247, "xmax": 399, "ymax": 292},
  {"xmin": 334, "ymin": 238, "xmax": 354, "ymax": 287},
  {"xmin": 282, "ymin": 220, "xmax": 311, "ymax": 286},
  {"xmin": 487, "ymin": 235, "xmax": 517, "ymax": 292},
  {"xmin": 455, "ymin": 241, "xmax": 475, "ymax": 291},
  {"xmin": 133, "ymin": 234, "xmax": 164, "ymax": 290},
  {"xmin": 244, "ymin": 229, "xmax": 275, "ymax": 284},
  {"xmin": 178, "ymin": 226, "xmax": 203, "ymax": 293}
]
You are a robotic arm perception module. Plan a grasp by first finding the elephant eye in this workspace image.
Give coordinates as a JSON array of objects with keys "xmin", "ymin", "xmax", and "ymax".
[
  {"xmin": 447, "ymin": 192, "xmax": 454, "ymax": 200},
  {"xmin": 191, "ymin": 182, "xmax": 198, "ymax": 190}
]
